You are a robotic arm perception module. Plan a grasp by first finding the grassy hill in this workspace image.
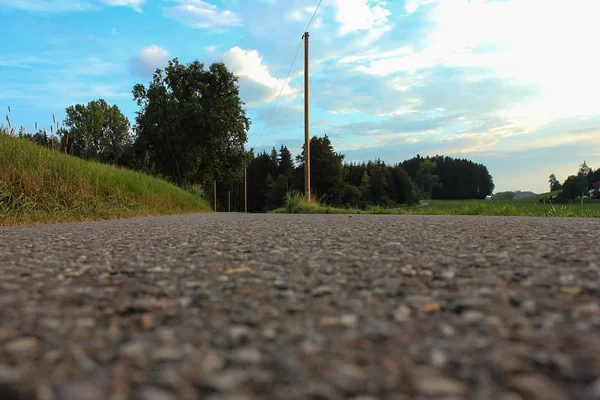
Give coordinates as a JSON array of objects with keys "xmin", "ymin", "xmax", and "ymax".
[{"xmin": 0, "ymin": 132, "xmax": 211, "ymax": 226}]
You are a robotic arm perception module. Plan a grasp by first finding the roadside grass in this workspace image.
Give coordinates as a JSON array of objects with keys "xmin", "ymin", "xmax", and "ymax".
[
  {"xmin": 0, "ymin": 131, "xmax": 211, "ymax": 226},
  {"xmin": 276, "ymin": 191, "xmax": 354, "ymax": 214},
  {"xmin": 273, "ymin": 193, "xmax": 600, "ymax": 217}
]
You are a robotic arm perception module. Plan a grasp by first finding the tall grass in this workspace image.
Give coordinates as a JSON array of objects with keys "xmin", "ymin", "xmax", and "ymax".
[
  {"xmin": 277, "ymin": 191, "xmax": 352, "ymax": 214},
  {"xmin": 0, "ymin": 130, "xmax": 210, "ymax": 226}
]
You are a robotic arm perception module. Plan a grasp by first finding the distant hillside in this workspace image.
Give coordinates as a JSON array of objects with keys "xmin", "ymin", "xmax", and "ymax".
[
  {"xmin": 512, "ymin": 191, "xmax": 537, "ymax": 200},
  {"xmin": 492, "ymin": 190, "xmax": 537, "ymax": 201},
  {"xmin": 513, "ymin": 191, "xmax": 563, "ymax": 203}
]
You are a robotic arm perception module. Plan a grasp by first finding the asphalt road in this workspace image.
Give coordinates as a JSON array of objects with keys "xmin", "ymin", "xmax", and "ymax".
[{"xmin": 1, "ymin": 214, "xmax": 599, "ymax": 400}]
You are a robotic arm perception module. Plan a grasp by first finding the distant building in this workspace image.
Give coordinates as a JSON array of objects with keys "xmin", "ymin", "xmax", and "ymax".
[{"xmin": 592, "ymin": 182, "xmax": 600, "ymax": 199}]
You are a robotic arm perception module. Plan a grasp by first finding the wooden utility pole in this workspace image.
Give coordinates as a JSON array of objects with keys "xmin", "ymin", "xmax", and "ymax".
[
  {"xmin": 213, "ymin": 180, "xmax": 217, "ymax": 212},
  {"xmin": 228, "ymin": 191, "xmax": 231, "ymax": 213},
  {"xmin": 244, "ymin": 168, "xmax": 247, "ymax": 214},
  {"xmin": 303, "ymin": 32, "xmax": 311, "ymax": 202}
]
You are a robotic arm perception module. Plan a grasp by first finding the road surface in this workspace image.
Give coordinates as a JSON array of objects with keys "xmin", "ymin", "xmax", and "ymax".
[{"xmin": 0, "ymin": 214, "xmax": 599, "ymax": 400}]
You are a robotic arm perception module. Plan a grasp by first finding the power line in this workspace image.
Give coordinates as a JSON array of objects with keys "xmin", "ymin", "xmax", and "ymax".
[
  {"xmin": 252, "ymin": 38, "xmax": 303, "ymax": 149},
  {"xmin": 252, "ymin": 0, "xmax": 324, "ymax": 150},
  {"xmin": 305, "ymin": 0, "xmax": 324, "ymax": 33}
]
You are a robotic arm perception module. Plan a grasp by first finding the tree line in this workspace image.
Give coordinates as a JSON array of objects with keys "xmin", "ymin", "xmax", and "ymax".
[
  {"xmin": 548, "ymin": 162, "xmax": 600, "ymax": 202},
  {"xmin": 244, "ymin": 137, "xmax": 495, "ymax": 212},
  {"xmin": 7, "ymin": 57, "xmax": 496, "ymax": 211}
]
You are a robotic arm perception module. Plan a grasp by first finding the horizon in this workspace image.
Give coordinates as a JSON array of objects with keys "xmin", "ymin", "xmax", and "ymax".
[{"xmin": 1, "ymin": 0, "xmax": 598, "ymax": 193}]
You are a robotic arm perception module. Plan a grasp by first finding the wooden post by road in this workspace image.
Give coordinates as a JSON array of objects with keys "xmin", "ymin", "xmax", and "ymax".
[
  {"xmin": 244, "ymin": 167, "xmax": 247, "ymax": 214},
  {"xmin": 303, "ymin": 32, "xmax": 311, "ymax": 202},
  {"xmin": 213, "ymin": 180, "xmax": 217, "ymax": 212},
  {"xmin": 228, "ymin": 191, "xmax": 231, "ymax": 212}
]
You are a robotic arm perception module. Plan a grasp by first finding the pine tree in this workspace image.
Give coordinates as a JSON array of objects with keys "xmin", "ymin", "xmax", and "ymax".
[{"xmin": 278, "ymin": 145, "xmax": 294, "ymax": 179}]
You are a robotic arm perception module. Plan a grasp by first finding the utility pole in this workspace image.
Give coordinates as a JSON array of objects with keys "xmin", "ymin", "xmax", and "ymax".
[
  {"xmin": 244, "ymin": 167, "xmax": 247, "ymax": 214},
  {"xmin": 213, "ymin": 180, "xmax": 217, "ymax": 212},
  {"xmin": 303, "ymin": 31, "xmax": 311, "ymax": 202}
]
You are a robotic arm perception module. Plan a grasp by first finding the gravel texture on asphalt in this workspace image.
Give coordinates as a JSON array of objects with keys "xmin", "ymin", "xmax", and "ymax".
[{"xmin": 0, "ymin": 213, "xmax": 599, "ymax": 400}]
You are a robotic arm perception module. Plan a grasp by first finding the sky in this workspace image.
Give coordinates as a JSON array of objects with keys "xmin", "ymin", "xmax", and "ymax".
[{"xmin": 1, "ymin": 0, "xmax": 599, "ymax": 193}]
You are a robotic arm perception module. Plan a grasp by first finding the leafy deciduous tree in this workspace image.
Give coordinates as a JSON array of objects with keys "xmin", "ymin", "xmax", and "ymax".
[
  {"xmin": 561, "ymin": 175, "xmax": 588, "ymax": 200},
  {"xmin": 63, "ymin": 99, "xmax": 131, "ymax": 164},
  {"xmin": 132, "ymin": 58, "xmax": 250, "ymax": 188},
  {"xmin": 549, "ymin": 174, "xmax": 562, "ymax": 192}
]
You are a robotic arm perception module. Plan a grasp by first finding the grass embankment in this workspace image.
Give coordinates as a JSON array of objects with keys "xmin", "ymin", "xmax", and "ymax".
[
  {"xmin": 274, "ymin": 193, "xmax": 600, "ymax": 217},
  {"xmin": 0, "ymin": 133, "xmax": 211, "ymax": 226}
]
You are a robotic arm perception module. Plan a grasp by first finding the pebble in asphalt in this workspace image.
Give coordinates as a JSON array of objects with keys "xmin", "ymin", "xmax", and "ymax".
[{"xmin": 0, "ymin": 213, "xmax": 599, "ymax": 400}]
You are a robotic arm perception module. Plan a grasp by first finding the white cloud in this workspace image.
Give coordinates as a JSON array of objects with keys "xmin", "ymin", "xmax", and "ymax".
[
  {"xmin": 332, "ymin": 0, "xmax": 391, "ymax": 35},
  {"xmin": 222, "ymin": 47, "xmax": 297, "ymax": 107},
  {"xmin": 255, "ymin": 105, "xmax": 303, "ymax": 127},
  {"xmin": 0, "ymin": 0, "xmax": 96, "ymax": 12},
  {"xmin": 286, "ymin": 9, "xmax": 303, "ymax": 21},
  {"xmin": 1, "ymin": 80, "xmax": 130, "ymax": 108},
  {"xmin": 0, "ymin": 56, "xmax": 55, "ymax": 68},
  {"xmin": 405, "ymin": 0, "xmax": 436, "ymax": 14},
  {"xmin": 285, "ymin": 6, "xmax": 317, "ymax": 22},
  {"xmin": 101, "ymin": 0, "xmax": 144, "ymax": 11},
  {"xmin": 163, "ymin": 0, "xmax": 242, "ymax": 29},
  {"xmin": 343, "ymin": 0, "xmax": 600, "ymax": 127},
  {"xmin": 0, "ymin": 0, "xmax": 144, "ymax": 12},
  {"xmin": 71, "ymin": 56, "xmax": 118, "ymax": 76},
  {"xmin": 132, "ymin": 45, "xmax": 170, "ymax": 77}
]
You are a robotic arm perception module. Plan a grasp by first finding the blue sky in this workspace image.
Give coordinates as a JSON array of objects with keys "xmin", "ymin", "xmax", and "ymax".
[{"xmin": 1, "ymin": 0, "xmax": 599, "ymax": 193}]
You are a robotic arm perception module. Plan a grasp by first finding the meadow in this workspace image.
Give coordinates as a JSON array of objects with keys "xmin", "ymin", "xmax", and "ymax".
[{"xmin": 274, "ymin": 193, "xmax": 600, "ymax": 217}]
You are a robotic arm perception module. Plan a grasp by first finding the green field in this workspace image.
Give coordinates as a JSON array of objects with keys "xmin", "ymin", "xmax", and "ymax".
[
  {"xmin": 423, "ymin": 199, "xmax": 600, "ymax": 217},
  {"xmin": 274, "ymin": 193, "xmax": 600, "ymax": 217},
  {"xmin": 0, "ymin": 132, "xmax": 211, "ymax": 226}
]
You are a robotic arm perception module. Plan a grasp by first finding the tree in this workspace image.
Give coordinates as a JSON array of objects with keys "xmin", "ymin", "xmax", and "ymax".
[
  {"xmin": 359, "ymin": 171, "xmax": 371, "ymax": 204},
  {"xmin": 296, "ymin": 135, "xmax": 345, "ymax": 204},
  {"xmin": 341, "ymin": 184, "xmax": 362, "ymax": 208},
  {"xmin": 593, "ymin": 168, "xmax": 600, "ymax": 184},
  {"xmin": 578, "ymin": 161, "xmax": 592, "ymax": 178},
  {"xmin": 549, "ymin": 174, "xmax": 562, "ymax": 192},
  {"xmin": 367, "ymin": 160, "xmax": 389, "ymax": 205},
  {"xmin": 62, "ymin": 99, "xmax": 131, "ymax": 164},
  {"xmin": 278, "ymin": 145, "xmax": 294, "ymax": 180},
  {"xmin": 403, "ymin": 155, "xmax": 493, "ymax": 199},
  {"xmin": 561, "ymin": 175, "xmax": 588, "ymax": 200},
  {"xmin": 388, "ymin": 165, "xmax": 416, "ymax": 205},
  {"xmin": 344, "ymin": 162, "xmax": 367, "ymax": 187},
  {"xmin": 269, "ymin": 148, "xmax": 279, "ymax": 178},
  {"xmin": 18, "ymin": 128, "xmax": 60, "ymax": 151},
  {"xmin": 246, "ymin": 151, "xmax": 277, "ymax": 212},
  {"xmin": 132, "ymin": 58, "xmax": 250, "ymax": 188},
  {"xmin": 579, "ymin": 161, "xmax": 594, "ymax": 189},
  {"xmin": 414, "ymin": 159, "xmax": 441, "ymax": 199},
  {"xmin": 265, "ymin": 175, "xmax": 289, "ymax": 210}
]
